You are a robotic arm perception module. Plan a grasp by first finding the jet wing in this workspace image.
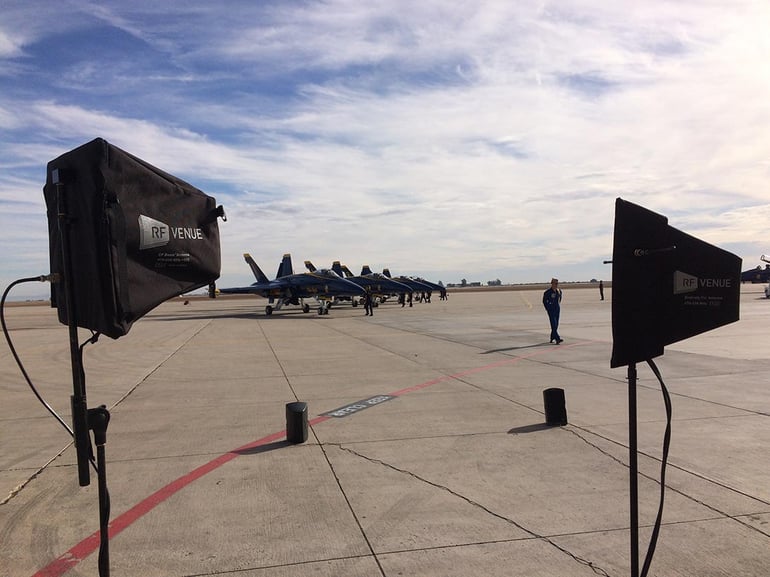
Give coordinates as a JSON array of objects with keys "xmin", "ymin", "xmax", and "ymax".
[
  {"xmin": 287, "ymin": 270, "xmax": 366, "ymax": 298},
  {"xmin": 218, "ymin": 284, "xmax": 260, "ymax": 295},
  {"xmin": 218, "ymin": 281, "xmax": 287, "ymax": 298}
]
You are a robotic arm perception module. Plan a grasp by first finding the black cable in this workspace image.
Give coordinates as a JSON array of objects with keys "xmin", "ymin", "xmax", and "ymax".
[
  {"xmin": 90, "ymin": 407, "xmax": 112, "ymax": 577},
  {"xmin": 1, "ymin": 275, "xmax": 73, "ymax": 436},
  {"xmin": 4, "ymin": 276, "xmax": 111, "ymax": 577},
  {"xmin": 2, "ymin": 275, "xmax": 100, "ymax": 475},
  {"xmin": 640, "ymin": 358, "xmax": 673, "ymax": 577},
  {"xmin": 79, "ymin": 331, "xmax": 100, "ymax": 396},
  {"xmin": 98, "ymin": 450, "xmax": 111, "ymax": 577}
]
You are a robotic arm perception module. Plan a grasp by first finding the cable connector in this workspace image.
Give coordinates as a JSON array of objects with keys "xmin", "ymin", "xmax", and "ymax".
[{"xmin": 39, "ymin": 273, "xmax": 60, "ymax": 283}]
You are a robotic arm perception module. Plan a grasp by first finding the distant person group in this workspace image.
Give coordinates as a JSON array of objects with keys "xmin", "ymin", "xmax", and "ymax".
[{"xmin": 364, "ymin": 288, "xmax": 447, "ymax": 315}]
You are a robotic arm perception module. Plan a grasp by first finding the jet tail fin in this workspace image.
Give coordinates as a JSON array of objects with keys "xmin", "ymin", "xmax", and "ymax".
[
  {"xmin": 332, "ymin": 261, "xmax": 345, "ymax": 276},
  {"xmin": 382, "ymin": 268, "xmax": 392, "ymax": 278},
  {"xmin": 277, "ymin": 253, "xmax": 294, "ymax": 278},
  {"xmin": 305, "ymin": 260, "xmax": 316, "ymax": 272},
  {"xmin": 340, "ymin": 264, "xmax": 354, "ymax": 278},
  {"xmin": 361, "ymin": 265, "xmax": 373, "ymax": 275},
  {"xmin": 243, "ymin": 253, "xmax": 270, "ymax": 284}
]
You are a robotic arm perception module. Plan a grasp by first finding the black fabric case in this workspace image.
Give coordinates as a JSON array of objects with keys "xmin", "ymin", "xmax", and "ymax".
[{"xmin": 44, "ymin": 137, "xmax": 222, "ymax": 338}]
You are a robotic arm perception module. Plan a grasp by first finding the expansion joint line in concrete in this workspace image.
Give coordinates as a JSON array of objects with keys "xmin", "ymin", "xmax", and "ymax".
[
  {"xmin": 315, "ymin": 440, "xmax": 388, "ymax": 577},
  {"xmin": 1, "ymin": 449, "xmax": 68, "ymax": 506},
  {"xmin": 567, "ymin": 428, "xmax": 770, "ymax": 540},
  {"xmin": 335, "ymin": 444, "xmax": 613, "ymax": 577},
  {"xmin": 110, "ymin": 319, "xmax": 215, "ymax": 410},
  {"xmin": 255, "ymin": 321, "xmax": 300, "ymax": 402},
  {"xmin": 450, "ymin": 373, "xmax": 552, "ymax": 418},
  {"xmin": 25, "ymin": 339, "xmax": 596, "ymax": 577},
  {"xmin": 2, "ymin": 320, "xmax": 216, "ymax": 507},
  {"xmin": 663, "ymin": 390, "xmax": 770, "ymax": 419}
]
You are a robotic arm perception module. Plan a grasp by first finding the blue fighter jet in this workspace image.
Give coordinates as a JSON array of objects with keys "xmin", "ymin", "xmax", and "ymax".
[
  {"xmin": 741, "ymin": 256, "xmax": 770, "ymax": 283},
  {"xmin": 304, "ymin": 261, "xmax": 412, "ymax": 306},
  {"xmin": 381, "ymin": 268, "xmax": 437, "ymax": 294},
  {"xmin": 343, "ymin": 264, "xmax": 413, "ymax": 304},
  {"xmin": 407, "ymin": 275, "xmax": 444, "ymax": 294},
  {"xmin": 219, "ymin": 253, "xmax": 365, "ymax": 315}
]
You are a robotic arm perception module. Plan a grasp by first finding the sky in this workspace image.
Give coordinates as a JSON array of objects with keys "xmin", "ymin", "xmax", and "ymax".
[{"xmin": 2, "ymin": 1, "xmax": 769, "ymax": 299}]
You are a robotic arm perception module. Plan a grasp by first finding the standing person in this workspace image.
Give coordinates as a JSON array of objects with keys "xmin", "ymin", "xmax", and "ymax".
[
  {"xmin": 599, "ymin": 280, "xmax": 604, "ymax": 301},
  {"xmin": 363, "ymin": 288, "xmax": 373, "ymax": 316},
  {"xmin": 543, "ymin": 278, "xmax": 563, "ymax": 344}
]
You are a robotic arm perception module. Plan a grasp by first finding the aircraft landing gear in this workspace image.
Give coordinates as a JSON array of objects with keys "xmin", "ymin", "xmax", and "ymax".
[
  {"xmin": 265, "ymin": 305, "xmax": 273, "ymax": 316},
  {"xmin": 302, "ymin": 304, "xmax": 310, "ymax": 313}
]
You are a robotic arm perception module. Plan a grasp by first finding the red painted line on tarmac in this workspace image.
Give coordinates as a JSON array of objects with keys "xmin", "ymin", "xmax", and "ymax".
[
  {"xmin": 30, "ymin": 421, "xmax": 337, "ymax": 577},
  {"xmin": 30, "ymin": 342, "xmax": 590, "ymax": 577},
  {"xmin": 389, "ymin": 343, "xmax": 585, "ymax": 396}
]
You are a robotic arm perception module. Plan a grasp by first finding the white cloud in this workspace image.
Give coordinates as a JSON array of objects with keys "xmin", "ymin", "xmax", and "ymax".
[{"xmin": 1, "ymin": 0, "xmax": 769, "ymax": 296}]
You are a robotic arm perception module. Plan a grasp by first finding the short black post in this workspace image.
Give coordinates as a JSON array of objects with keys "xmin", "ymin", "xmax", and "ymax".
[
  {"xmin": 286, "ymin": 402, "xmax": 308, "ymax": 444},
  {"xmin": 543, "ymin": 388, "xmax": 567, "ymax": 426}
]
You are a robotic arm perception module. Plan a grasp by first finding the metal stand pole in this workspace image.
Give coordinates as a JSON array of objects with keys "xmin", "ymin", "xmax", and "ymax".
[
  {"xmin": 53, "ymin": 170, "xmax": 112, "ymax": 577},
  {"xmin": 628, "ymin": 362, "xmax": 639, "ymax": 577},
  {"xmin": 54, "ymin": 171, "xmax": 91, "ymax": 487}
]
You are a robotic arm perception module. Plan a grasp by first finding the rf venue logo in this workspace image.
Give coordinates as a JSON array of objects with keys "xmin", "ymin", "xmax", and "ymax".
[
  {"xmin": 138, "ymin": 214, "xmax": 206, "ymax": 250},
  {"xmin": 674, "ymin": 271, "xmax": 698, "ymax": 294},
  {"xmin": 674, "ymin": 270, "xmax": 733, "ymax": 294},
  {"xmin": 138, "ymin": 215, "xmax": 169, "ymax": 250}
]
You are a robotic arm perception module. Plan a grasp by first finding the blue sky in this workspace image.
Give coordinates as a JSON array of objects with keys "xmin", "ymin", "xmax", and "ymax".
[{"xmin": 2, "ymin": 1, "xmax": 769, "ymax": 298}]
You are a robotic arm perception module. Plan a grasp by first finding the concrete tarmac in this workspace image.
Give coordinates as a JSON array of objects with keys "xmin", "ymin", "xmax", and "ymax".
[{"xmin": 1, "ymin": 285, "xmax": 768, "ymax": 577}]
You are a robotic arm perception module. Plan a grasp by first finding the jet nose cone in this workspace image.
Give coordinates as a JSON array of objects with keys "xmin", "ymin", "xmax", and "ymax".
[{"xmin": 343, "ymin": 279, "xmax": 366, "ymax": 294}]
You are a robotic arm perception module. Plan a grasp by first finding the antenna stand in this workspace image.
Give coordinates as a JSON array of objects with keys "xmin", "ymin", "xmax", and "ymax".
[
  {"xmin": 54, "ymin": 170, "xmax": 92, "ymax": 487},
  {"xmin": 628, "ymin": 362, "xmax": 639, "ymax": 577},
  {"xmin": 54, "ymin": 170, "xmax": 112, "ymax": 576}
]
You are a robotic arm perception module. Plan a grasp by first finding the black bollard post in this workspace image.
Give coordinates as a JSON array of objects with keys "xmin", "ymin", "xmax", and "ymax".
[
  {"xmin": 286, "ymin": 402, "xmax": 308, "ymax": 443},
  {"xmin": 543, "ymin": 388, "xmax": 568, "ymax": 426}
]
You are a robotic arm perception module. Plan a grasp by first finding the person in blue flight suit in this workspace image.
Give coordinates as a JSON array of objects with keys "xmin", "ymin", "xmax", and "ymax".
[
  {"xmin": 543, "ymin": 278, "xmax": 563, "ymax": 344},
  {"xmin": 363, "ymin": 287, "xmax": 374, "ymax": 316}
]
